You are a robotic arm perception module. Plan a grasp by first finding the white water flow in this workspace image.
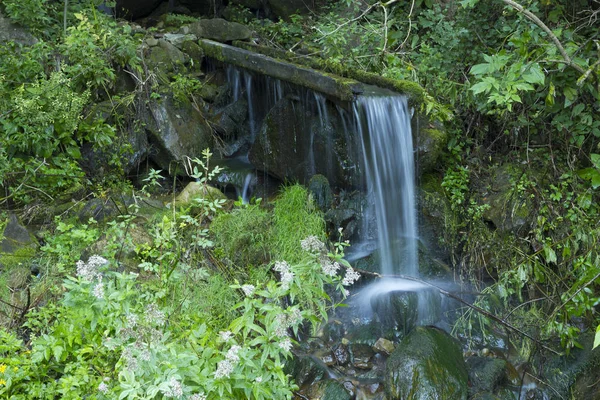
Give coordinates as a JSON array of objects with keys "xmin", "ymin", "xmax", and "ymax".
[{"xmin": 354, "ymin": 96, "xmax": 417, "ymax": 277}]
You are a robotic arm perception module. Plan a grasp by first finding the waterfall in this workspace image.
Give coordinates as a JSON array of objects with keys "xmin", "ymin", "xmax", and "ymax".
[{"xmin": 353, "ymin": 96, "xmax": 418, "ymax": 277}]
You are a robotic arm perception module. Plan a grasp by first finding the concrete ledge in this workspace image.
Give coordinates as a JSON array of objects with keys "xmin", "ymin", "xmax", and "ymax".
[{"xmin": 199, "ymin": 39, "xmax": 363, "ymax": 101}]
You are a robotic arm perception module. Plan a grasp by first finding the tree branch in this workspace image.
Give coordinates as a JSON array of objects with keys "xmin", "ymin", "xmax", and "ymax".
[{"xmin": 501, "ymin": 0, "xmax": 586, "ymax": 75}]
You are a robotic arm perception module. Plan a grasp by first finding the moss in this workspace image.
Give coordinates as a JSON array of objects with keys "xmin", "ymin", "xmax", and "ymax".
[
  {"xmin": 0, "ymin": 245, "xmax": 37, "ymax": 269},
  {"xmin": 198, "ymin": 40, "xmax": 226, "ymax": 62},
  {"xmin": 232, "ymin": 40, "xmax": 426, "ymax": 104}
]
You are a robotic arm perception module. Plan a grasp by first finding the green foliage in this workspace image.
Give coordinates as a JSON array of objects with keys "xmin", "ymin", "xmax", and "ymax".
[
  {"xmin": 272, "ymin": 185, "xmax": 326, "ymax": 262},
  {"xmin": 170, "ymin": 74, "xmax": 203, "ymax": 105}
]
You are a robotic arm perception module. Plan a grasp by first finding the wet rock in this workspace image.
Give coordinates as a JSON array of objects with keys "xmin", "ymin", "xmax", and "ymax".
[
  {"xmin": 332, "ymin": 344, "xmax": 349, "ymax": 366},
  {"xmin": 308, "ymin": 174, "xmax": 334, "ymax": 211},
  {"xmin": 349, "ymin": 343, "xmax": 374, "ymax": 370},
  {"xmin": 0, "ymin": 214, "xmax": 38, "ymax": 269},
  {"xmin": 370, "ymin": 290, "xmax": 418, "ymax": 337},
  {"xmin": 0, "ymin": 10, "xmax": 37, "ymax": 46},
  {"xmin": 314, "ymin": 349, "xmax": 336, "ymax": 366},
  {"xmin": 467, "ymin": 356, "xmax": 507, "ymax": 396},
  {"xmin": 143, "ymin": 95, "xmax": 214, "ymax": 171},
  {"xmin": 249, "ymin": 96, "xmax": 360, "ymax": 189},
  {"xmin": 373, "ymin": 338, "xmax": 395, "ymax": 355},
  {"xmin": 180, "ymin": 41, "xmax": 204, "ymax": 65},
  {"xmin": 163, "ymin": 33, "xmax": 197, "ymax": 48},
  {"xmin": 189, "ymin": 18, "xmax": 252, "ymax": 42},
  {"xmin": 417, "ymin": 127, "xmax": 447, "ymax": 174},
  {"xmin": 385, "ymin": 326, "xmax": 468, "ymax": 400},
  {"xmin": 285, "ymin": 354, "xmax": 328, "ymax": 388},
  {"xmin": 304, "ymin": 379, "xmax": 352, "ymax": 400}
]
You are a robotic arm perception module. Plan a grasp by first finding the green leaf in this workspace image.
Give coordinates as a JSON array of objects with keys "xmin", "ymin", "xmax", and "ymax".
[
  {"xmin": 470, "ymin": 81, "xmax": 492, "ymax": 95},
  {"xmin": 572, "ymin": 103, "xmax": 585, "ymax": 117},
  {"xmin": 522, "ymin": 63, "xmax": 545, "ymax": 84},
  {"xmin": 470, "ymin": 63, "xmax": 489, "ymax": 76},
  {"xmin": 544, "ymin": 244, "xmax": 557, "ymax": 264},
  {"xmin": 594, "ymin": 325, "xmax": 600, "ymax": 349}
]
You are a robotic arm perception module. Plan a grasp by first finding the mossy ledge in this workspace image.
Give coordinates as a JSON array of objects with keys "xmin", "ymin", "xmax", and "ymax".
[
  {"xmin": 232, "ymin": 40, "xmax": 425, "ymax": 105},
  {"xmin": 199, "ymin": 39, "xmax": 362, "ymax": 101}
]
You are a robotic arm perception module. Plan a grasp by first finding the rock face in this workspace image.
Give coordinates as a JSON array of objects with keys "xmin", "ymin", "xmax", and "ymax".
[
  {"xmin": 0, "ymin": 11, "xmax": 37, "ymax": 46},
  {"xmin": 189, "ymin": 18, "xmax": 252, "ymax": 42},
  {"xmin": 143, "ymin": 95, "xmax": 214, "ymax": 171},
  {"xmin": 417, "ymin": 128, "xmax": 447, "ymax": 174},
  {"xmin": 385, "ymin": 326, "xmax": 468, "ymax": 400},
  {"xmin": 248, "ymin": 96, "xmax": 360, "ymax": 189}
]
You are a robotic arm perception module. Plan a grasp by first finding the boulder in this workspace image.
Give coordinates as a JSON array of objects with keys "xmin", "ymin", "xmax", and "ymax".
[
  {"xmin": 285, "ymin": 354, "xmax": 329, "ymax": 388},
  {"xmin": 466, "ymin": 356, "xmax": 507, "ymax": 396},
  {"xmin": 146, "ymin": 39, "xmax": 189, "ymax": 73},
  {"xmin": 143, "ymin": 94, "xmax": 214, "ymax": 171},
  {"xmin": 370, "ymin": 290, "xmax": 419, "ymax": 338},
  {"xmin": 188, "ymin": 18, "xmax": 252, "ymax": 42},
  {"xmin": 163, "ymin": 33, "xmax": 198, "ymax": 48},
  {"xmin": 0, "ymin": 11, "xmax": 37, "ymax": 46},
  {"xmin": 385, "ymin": 326, "xmax": 468, "ymax": 400},
  {"xmin": 172, "ymin": 182, "xmax": 227, "ymax": 208}
]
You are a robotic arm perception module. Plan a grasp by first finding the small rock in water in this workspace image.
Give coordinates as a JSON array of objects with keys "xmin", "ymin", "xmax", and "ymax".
[
  {"xmin": 349, "ymin": 344, "xmax": 374, "ymax": 370},
  {"xmin": 333, "ymin": 344, "xmax": 349, "ymax": 365},
  {"xmin": 373, "ymin": 338, "xmax": 395, "ymax": 355}
]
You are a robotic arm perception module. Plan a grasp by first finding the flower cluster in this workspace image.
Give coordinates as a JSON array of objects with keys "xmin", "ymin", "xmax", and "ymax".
[
  {"xmin": 320, "ymin": 256, "xmax": 341, "ymax": 277},
  {"xmin": 145, "ymin": 303, "xmax": 166, "ymax": 326},
  {"xmin": 76, "ymin": 255, "xmax": 108, "ymax": 299},
  {"xmin": 219, "ymin": 330, "xmax": 233, "ymax": 341},
  {"xmin": 162, "ymin": 377, "xmax": 183, "ymax": 398},
  {"xmin": 342, "ymin": 267, "xmax": 361, "ymax": 286},
  {"xmin": 300, "ymin": 235, "xmax": 326, "ymax": 253},
  {"xmin": 241, "ymin": 284, "xmax": 255, "ymax": 297},
  {"xmin": 214, "ymin": 345, "xmax": 242, "ymax": 379},
  {"xmin": 273, "ymin": 261, "xmax": 294, "ymax": 290}
]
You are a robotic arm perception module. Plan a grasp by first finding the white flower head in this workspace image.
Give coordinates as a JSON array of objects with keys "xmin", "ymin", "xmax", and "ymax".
[
  {"xmin": 219, "ymin": 331, "xmax": 233, "ymax": 341},
  {"xmin": 255, "ymin": 376, "xmax": 263, "ymax": 383},
  {"xmin": 279, "ymin": 337, "xmax": 293, "ymax": 352},
  {"xmin": 162, "ymin": 376, "xmax": 183, "ymax": 398},
  {"xmin": 241, "ymin": 284, "xmax": 255, "ymax": 297},
  {"xmin": 342, "ymin": 267, "xmax": 361, "ymax": 286},
  {"xmin": 92, "ymin": 279, "xmax": 105, "ymax": 299},
  {"xmin": 98, "ymin": 381, "xmax": 109, "ymax": 394},
  {"xmin": 145, "ymin": 303, "xmax": 166, "ymax": 326},
  {"xmin": 301, "ymin": 236, "xmax": 326, "ymax": 253}
]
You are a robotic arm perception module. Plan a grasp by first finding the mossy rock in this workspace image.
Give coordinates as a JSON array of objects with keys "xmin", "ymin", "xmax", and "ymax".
[
  {"xmin": 0, "ymin": 214, "xmax": 38, "ymax": 270},
  {"xmin": 172, "ymin": 182, "xmax": 227, "ymax": 208},
  {"xmin": 417, "ymin": 128, "xmax": 448, "ymax": 174},
  {"xmin": 385, "ymin": 326, "xmax": 468, "ymax": 400},
  {"xmin": 308, "ymin": 174, "xmax": 333, "ymax": 211},
  {"xmin": 188, "ymin": 18, "xmax": 252, "ymax": 42},
  {"xmin": 467, "ymin": 356, "xmax": 507, "ymax": 396}
]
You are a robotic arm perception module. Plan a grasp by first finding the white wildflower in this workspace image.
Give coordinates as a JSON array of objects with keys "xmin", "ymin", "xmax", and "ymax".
[
  {"xmin": 214, "ymin": 358, "xmax": 235, "ymax": 379},
  {"xmin": 343, "ymin": 289, "xmax": 350, "ymax": 297},
  {"xmin": 288, "ymin": 308, "xmax": 303, "ymax": 327},
  {"xmin": 98, "ymin": 381, "xmax": 109, "ymax": 394},
  {"xmin": 273, "ymin": 261, "xmax": 294, "ymax": 290},
  {"xmin": 219, "ymin": 331, "xmax": 233, "ymax": 341},
  {"xmin": 162, "ymin": 377, "xmax": 183, "ymax": 398},
  {"xmin": 145, "ymin": 303, "xmax": 166, "ymax": 326},
  {"xmin": 241, "ymin": 284, "xmax": 255, "ymax": 297},
  {"xmin": 92, "ymin": 278, "xmax": 105, "ymax": 299},
  {"xmin": 274, "ymin": 314, "xmax": 288, "ymax": 337},
  {"xmin": 126, "ymin": 313, "xmax": 138, "ymax": 327},
  {"xmin": 342, "ymin": 267, "xmax": 361, "ymax": 286},
  {"xmin": 255, "ymin": 376, "xmax": 263, "ymax": 383},
  {"xmin": 320, "ymin": 257, "xmax": 340, "ymax": 277},
  {"xmin": 279, "ymin": 338, "xmax": 293, "ymax": 352},
  {"xmin": 140, "ymin": 349, "xmax": 151, "ymax": 361},
  {"xmin": 300, "ymin": 236, "xmax": 326, "ymax": 253},
  {"xmin": 190, "ymin": 394, "xmax": 207, "ymax": 400},
  {"xmin": 226, "ymin": 345, "xmax": 241, "ymax": 362}
]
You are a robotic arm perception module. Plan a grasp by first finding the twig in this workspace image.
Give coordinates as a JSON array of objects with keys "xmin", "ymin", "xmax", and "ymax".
[
  {"xmin": 398, "ymin": 0, "xmax": 416, "ymax": 50},
  {"xmin": 357, "ymin": 270, "xmax": 563, "ymax": 355}
]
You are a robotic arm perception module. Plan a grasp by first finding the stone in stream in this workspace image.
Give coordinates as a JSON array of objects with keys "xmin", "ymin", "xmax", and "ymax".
[
  {"xmin": 370, "ymin": 290, "xmax": 419, "ymax": 338},
  {"xmin": 303, "ymin": 379, "xmax": 352, "ymax": 400},
  {"xmin": 384, "ymin": 326, "xmax": 468, "ymax": 400},
  {"xmin": 466, "ymin": 356, "xmax": 507, "ymax": 396}
]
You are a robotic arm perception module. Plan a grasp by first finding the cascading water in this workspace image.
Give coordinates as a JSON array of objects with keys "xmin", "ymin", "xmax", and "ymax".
[{"xmin": 353, "ymin": 96, "xmax": 417, "ymax": 277}]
